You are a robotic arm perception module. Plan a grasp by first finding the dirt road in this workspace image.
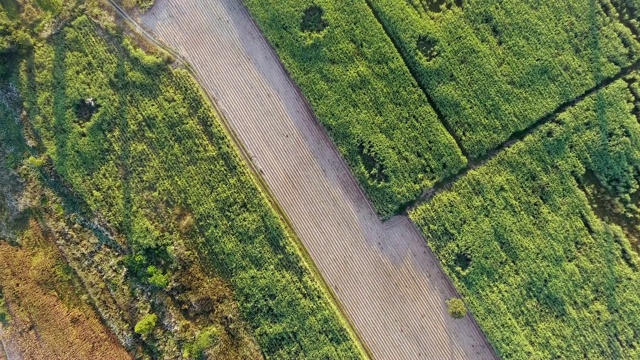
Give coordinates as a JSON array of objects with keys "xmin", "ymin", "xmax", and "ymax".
[{"xmin": 141, "ymin": 1, "xmax": 496, "ymax": 358}]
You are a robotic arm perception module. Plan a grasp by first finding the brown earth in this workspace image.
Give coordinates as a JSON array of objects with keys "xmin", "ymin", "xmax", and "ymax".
[
  {"xmin": 0, "ymin": 220, "xmax": 131, "ymax": 360},
  {"xmin": 140, "ymin": 0, "xmax": 496, "ymax": 358}
]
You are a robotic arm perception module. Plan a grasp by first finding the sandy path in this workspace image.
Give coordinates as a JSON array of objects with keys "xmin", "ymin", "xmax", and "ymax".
[
  {"xmin": 140, "ymin": 1, "xmax": 496, "ymax": 358},
  {"xmin": 0, "ymin": 327, "xmax": 21, "ymax": 360},
  {"xmin": 0, "ymin": 329, "xmax": 6, "ymax": 360}
]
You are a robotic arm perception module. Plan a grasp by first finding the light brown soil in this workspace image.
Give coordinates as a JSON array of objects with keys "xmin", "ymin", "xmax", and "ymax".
[
  {"xmin": 0, "ymin": 328, "xmax": 10, "ymax": 360},
  {"xmin": 0, "ymin": 222, "xmax": 131, "ymax": 360},
  {"xmin": 141, "ymin": 1, "xmax": 496, "ymax": 358}
]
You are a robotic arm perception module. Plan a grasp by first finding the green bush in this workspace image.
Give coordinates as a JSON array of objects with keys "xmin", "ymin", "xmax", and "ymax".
[
  {"xmin": 446, "ymin": 298, "xmax": 466, "ymax": 319},
  {"xmin": 134, "ymin": 313, "xmax": 158, "ymax": 335},
  {"xmin": 147, "ymin": 266, "xmax": 170, "ymax": 289},
  {"xmin": 183, "ymin": 327, "xmax": 218, "ymax": 359}
]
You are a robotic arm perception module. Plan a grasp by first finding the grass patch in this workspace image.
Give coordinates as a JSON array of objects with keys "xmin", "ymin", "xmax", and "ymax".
[{"xmin": 412, "ymin": 77, "xmax": 640, "ymax": 359}]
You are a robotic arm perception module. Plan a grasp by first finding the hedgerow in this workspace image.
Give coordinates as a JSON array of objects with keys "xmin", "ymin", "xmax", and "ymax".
[
  {"xmin": 367, "ymin": 0, "xmax": 640, "ymax": 157},
  {"xmin": 411, "ymin": 77, "xmax": 640, "ymax": 359},
  {"xmin": 23, "ymin": 15, "xmax": 363, "ymax": 359},
  {"xmin": 243, "ymin": 0, "xmax": 466, "ymax": 217}
]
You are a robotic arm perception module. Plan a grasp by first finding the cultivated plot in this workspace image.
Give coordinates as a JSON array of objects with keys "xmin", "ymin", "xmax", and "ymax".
[{"xmin": 368, "ymin": 0, "xmax": 640, "ymax": 157}]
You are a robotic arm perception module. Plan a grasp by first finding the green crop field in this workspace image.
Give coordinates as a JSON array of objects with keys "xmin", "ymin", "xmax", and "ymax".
[
  {"xmin": 243, "ymin": 0, "xmax": 466, "ymax": 217},
  {"xmin": 411, "ymin": 75, "xmax": 640, "ymax": 359},
  {"xmin": 367, "ymin": 0, "xmax": 640, "ymax": 157},
  {"xmin": 5, "ymin": 0, "xmax": 640, "ymax": 358},
  {"xmin": 2, "ymin": 8, "xmax": 363, "ymax": 358}
]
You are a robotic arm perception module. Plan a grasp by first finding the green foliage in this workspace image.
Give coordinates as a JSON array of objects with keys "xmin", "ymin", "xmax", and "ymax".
[
  {"xmin": 183, "ymin": 326, "xmax": 218, "ymax": 359},
  {"xmin": 300, "ymin": 5, "xmax": 328, "ymax": 33},
  {"xmin": 23, "ymin": 16, "xmax": 363, "ymax": 359},
  {"xmin": 243, "ymin": 0, "xmax": 466, "ymax": 217},
  {"xmin": 411, "ymin": 78, "xmax": 640, "ymax": 359},
  {"xmin": 446, "ymin": 298, "xmax": 466, "ymax": 319},
  {"xmin": 147, "ymin": 266, "xmax": 169, "ymax": 289},
  {"xmin": 368, "ymin": 0, "xmax": 640, "ymax": 157},
  {"xmin": 134, "ymin": 313, "xmax": 157, "ymax": 335},
  {"xmin": 0, "ymin": 0, "xmax": 19, "ymax": 22},
  {"xmin": 33, "ymin": 0, "xmax": 63, "ymax": 14},
  {"xmin": 0, "ymin": 15, "xmax": 33, "ymax": 59}
]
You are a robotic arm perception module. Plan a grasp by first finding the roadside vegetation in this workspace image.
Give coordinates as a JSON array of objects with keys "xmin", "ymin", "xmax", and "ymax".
[
  {"xmin": 367, "ymin": 0, "xmax": 640, "ymax": 158},
  {"xmin": 121, "ymin": 0, "xmax": 155, "ymax": 11},
  {"xmin": 1, "ymin": 1, "xmax": 363, "ymax": 358},
  {"xmin": 243, "ymin": 0, "xmax": 467, "ymax": 218},
  {"xmin": 412, "ymin": 76, "xmax": 640, "ymax": 359}
]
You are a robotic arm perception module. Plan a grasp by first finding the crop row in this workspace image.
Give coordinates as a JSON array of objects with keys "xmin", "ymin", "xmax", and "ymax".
[{"xmin": 411, "ymin": 75, "xmax": 640, "ymax": 359}]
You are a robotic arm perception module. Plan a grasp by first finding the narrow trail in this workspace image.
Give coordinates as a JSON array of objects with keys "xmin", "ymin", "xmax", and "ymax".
[
  {"xmin": 0, "ymin": 326, "xmax": 18, "ymax": 360},
  {"xmin": 407, "ymin": 58, "xmax": 640, "ymax": 211},
  {"xmin": 129, "ymin": 0, "xmax": 498, "ymax": 358}
]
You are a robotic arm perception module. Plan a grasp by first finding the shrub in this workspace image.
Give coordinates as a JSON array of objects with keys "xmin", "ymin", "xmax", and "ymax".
[
  {"xmin": 134, "ymin": 313, "xmax": 158, "ymax": 335},
  {"xmin": 147, "ymin": 266, "xmax": 170, "ymax": 289},
  {"xmin": 446, "ymin": 298, "xmax": 466, "ymax": 319},
  {"xmin": 301, "ymin": 5, "xmax": 328, "ymax": 33}
]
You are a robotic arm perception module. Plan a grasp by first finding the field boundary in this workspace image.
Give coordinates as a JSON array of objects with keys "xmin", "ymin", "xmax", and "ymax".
[
  {"xmin": 103, "ymin": 1, "xmax": 372, "ymax": 357},
  {"xmin": 360, "ymin": 0, "xmax": 469, "ymax": 160}
]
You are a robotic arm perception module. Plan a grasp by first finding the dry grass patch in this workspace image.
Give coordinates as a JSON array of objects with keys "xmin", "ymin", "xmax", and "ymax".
[{"xmin": 0, "ymin": 220, "xmax": 131, "ymax": 360}]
